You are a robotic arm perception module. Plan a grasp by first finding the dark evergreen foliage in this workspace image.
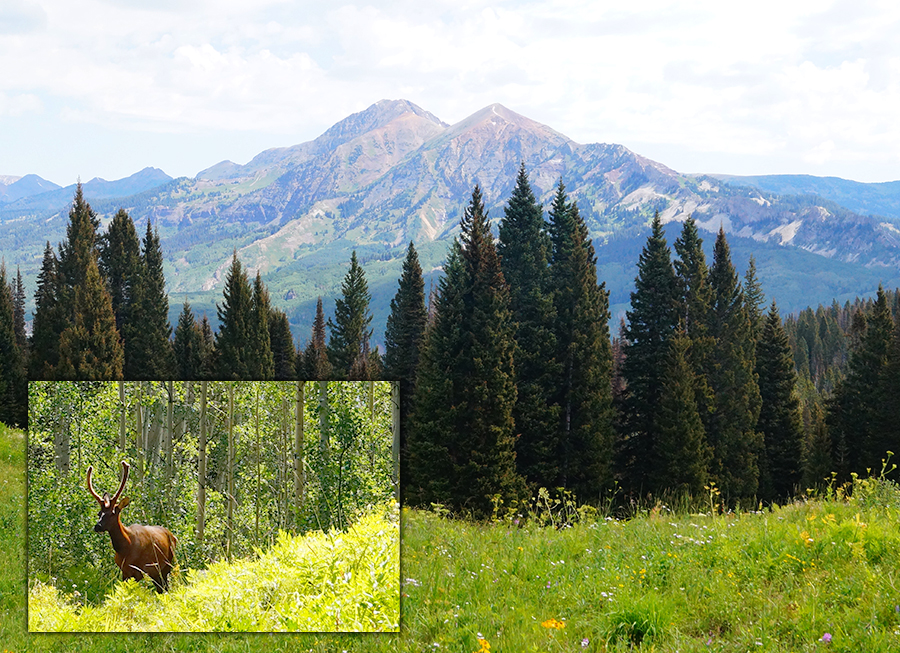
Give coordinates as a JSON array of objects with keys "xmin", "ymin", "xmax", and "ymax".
[
  {"xmin": 12, "ymin": 267, "xmax": 26, "ymax": 356},
  {"xmin": 706, "ymin": 228, "xmax": 762, "ymax": 502},
  {"xmin": 498, "ymin": 164, "xmax": 560, "ymax": 491},
  {"xmin": 125, "ymin": 219, "xmax": 174, "ymax": 379},
  {"xmin": 619, "ymin": 212, "xmax": 679, "ymax": 496},
  {"xmin": 327, "ymin": 252, "xmax": 374, "ymax": 380},
  {"xmin": 0, "ymin": 265, "xmax": 26, "ymax": 426},
  {"xmin": 802, "ymin": 402, "xmax": 833, "ymax": 490},
  {"xmin": 756, "ymin": 302, "xmax": 804, "ymax": 501},
  {"xmin": 57, "ymin": 183, "xmax": 100, "ymax": 290},
  {"xmin": 173, "ymin": 301, "xmax": 203, "ymax": 380},
  {"xmin": 269, "ymin": 308, "xmax": 296, "ymax": 381},
  {"xmin": 654, "ymin": 328, "xmax": 709, "ymax": 495},
  {"xmin": 827, "ymin": 286, "xmax": 894, "ymax": 477},
  {"xmin": 248, "ymin": 272, "xmax": 275, "ymax": 380},
  {"xmin": 56, "ymin": 258, "xmax": 124, "ymax": 380},
  {"xmin": 298, "ymin": 298, "xmax": 332, "ymax": 380},
  {"xmin": 408, "ymin": 186, "xmax": 525, "ymax": 517},
  {"xmin": 743, "ymin": 256, "xmax": 766, "ymax": 340},
  {"xmin": 383, "ymin": 241, "xmax": 427, "ymax": 478},
  {"xmin": 547, "ymin": 181, "xmax": 615, "ymax": 501},
  {"xmin": 30, "ymin": 242, "xmax": 62, "ymax": 378},
  {"xmin": 197, "ymin": 315, "xmax": 216, "ymax": 380},
  {"xmin": 98, "ymin": 209, "xmax": 142, "ymax": 335},
  {"xmin": 215, "ymin": 252, "xmax": 253, "ymax": 380}
]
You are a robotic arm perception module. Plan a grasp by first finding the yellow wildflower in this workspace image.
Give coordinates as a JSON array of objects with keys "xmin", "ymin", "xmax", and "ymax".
[{"xmin": 541, "ymin": 618, "xmax": 566, "ymax": 630}]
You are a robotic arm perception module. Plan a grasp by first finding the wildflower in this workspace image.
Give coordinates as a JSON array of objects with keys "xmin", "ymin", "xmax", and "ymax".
[
  {"xmin": 581, "ymin": 637, "xmax": 589, "ymax": 648},
  {"xmin": 541, "ymin": 618, "xmax": 566, "ymax": 630},
  {"xmin": 473, "ymin": 637, "xmax": 490, "ymax": 653},
  {"xmin": 820, "ymin": 632, "xmax": 832, "ymax": 643}
]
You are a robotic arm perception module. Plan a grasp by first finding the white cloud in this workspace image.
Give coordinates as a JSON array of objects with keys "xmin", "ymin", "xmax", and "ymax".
[{"xmin": 2, "ymin": 0, "xmax": 900, "ymax": 181}]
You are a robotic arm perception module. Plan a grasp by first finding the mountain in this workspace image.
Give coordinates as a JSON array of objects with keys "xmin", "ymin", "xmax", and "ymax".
[
  {"xmin": 2, "ymin": 100, "xmax": 899, "ymax": 343},
  {"xmin": 0, "ymin": 167, "xmax": 172, "ymax": 212},
  {"xmin": 711, "ymin": 174, "xmax": 900, "ymax": 222},
  {"xmin": 0, "ymin": 174, "xmax": 61, "ymax": 203}
]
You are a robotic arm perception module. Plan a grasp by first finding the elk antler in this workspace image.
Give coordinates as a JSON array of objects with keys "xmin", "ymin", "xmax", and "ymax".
[
  {"xmin": 86, "ymin": 465, "xmax": 103, "ymax": 503},
  {"xmin": 111, "ymin": 461, "xmax": 130, "ymax": 505}
]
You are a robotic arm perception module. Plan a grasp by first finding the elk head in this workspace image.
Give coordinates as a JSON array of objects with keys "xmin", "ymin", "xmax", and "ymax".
[{"xmin": 86, "ymin": 461, "xmax": 130, "ymax": 533}]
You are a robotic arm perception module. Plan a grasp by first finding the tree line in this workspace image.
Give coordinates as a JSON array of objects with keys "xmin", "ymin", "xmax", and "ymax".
[{"xmin": 1, "ymin": 169, "xmax": 897, "ymax": 515}]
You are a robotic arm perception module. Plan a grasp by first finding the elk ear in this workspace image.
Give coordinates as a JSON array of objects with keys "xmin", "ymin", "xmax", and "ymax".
[{"xmin": 117, "ymin": 496, "xmax": 131, "ymax": 511}]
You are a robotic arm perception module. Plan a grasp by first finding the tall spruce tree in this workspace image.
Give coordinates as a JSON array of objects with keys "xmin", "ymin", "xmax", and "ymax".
[
  {"xmin": 673, "ymin": 217, "xmax": 715, "ymax": 436},
  {"xmin": 743, "ymin": 256, "xmax": 766, "ymax": 340},
  {"xmin": 30, "ymin": 242, "xmax": 62, "ymax": 378},
  {"xmin": 619, "ymin": 212, "xmax": 679, "ymax": 496},
  {"xmin": 299, "ymin": 297, "xmax": 332, "ymax": 380},
  {"xmin": 827, "ymin": 286, "xmax": 893, "ymax": 476},
  {"xmin": 126, "ymin": 219, "xmax": 174, "ymax": 379},
  {"xmin": 197, "ymin": 315, "xmax": 216, "ymax": 380},
  {"xmin": 269, "ymin": 308, "xmax": 296, "ymax": 380},
  {"xmin": 215, "ymin": 252, "xmax": 253, "ymax": 380},
  {"xmin": 707, "ymin": 227, "xmax": 762, "ymax": 503},
  {"xmin": 173, "ymin": 301, "xmax": 202, "ymax": 380},
  {"xmin": 327, "ymin": 252, "xmax": 374, "ymax": 380},
  {"xmin": 802, "ymin": 403, "xmax": 833, "ymax": 490},
  {"xmin": 98, "ymin": 209, "xmax": 142, "ymax": 334},
  {"xmin": 548, "ymin": 181, "xmax": 615, "ymax": 501},
  {"xmin": 12, "ymin": 267, "xmax": 26, "ymax": 355},
  {"xmin": 408, "ymin": 186, "xmax": 525, "ymax": 517},
  {"xmin": 248, "ymin": 272, "xmax": 274, "ymax": 379},
  {"xmin": 654, "ymin": 328, "xmax": 709, "ymax": 495},
  {"xmin": 383, "ymin": 241, "xmax": 427, "ymax": 478},
  {"xmin": 56, "ymin": 258, "xmax": 124, "ymax": 380},
  {"xmin": 0, "ymin": 264, "xmax": 26, "ymax": 426},
  {"xmin": 57, "ymin": 183, "xmax": 100, "ymax": 291},
  {"xmin": 498, "ymin": 164, "xmax": 560, "ymax": 491},
  {"xmin": 756, "ymin": 302, "xmax": 804, "ymax": 501}
]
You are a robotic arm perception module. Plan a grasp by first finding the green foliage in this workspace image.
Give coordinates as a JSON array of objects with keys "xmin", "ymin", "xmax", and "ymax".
[
  {"xmin": 215, "ymin": 253, "xmax": 254, "ymax": 379},
  {"xmin": 248, "ymin": 272, "xmax": 275, "ymax": 379},
  {"xmin": 757, "ymin": 302, "xmax": 804, "ymax": 501},
  {"xmin": 29, "ymin": 502, "xmax": 399, "ymax": 633},
  {"xmin": 327, "ymin": 251, "xmax": 375, "ymax": 380},
  {"xmin": 125, "ymin": 219, "xmax": 175, "ymax": 379},
  {"xmin": 498, "ymin": 164, "xmax": 561, "ymax": 492},
  {"xmin": 0, "ymin": 264, "xmax": 26, "ymax": 426},
  {"xmin": 30, "ymin": 241, "xmax": 63, "ymax": 378},
  {"xmin": 172, "ymin": 301, "xmax": 203, "ymax": 380},
  {"xmin": 706, "ymin": 227, "xmax": 762, "ymax": 503},
  {"xmin": 298, "ymin": 297, "xmax": 332, "ymax": 380},
  {"xmin": 408, "ymin": 186, "xmax": 525, "ymax": 517},
  {"xmin": 619, "ymin": 211, "xmax": 679, "ymax": 495},
  {"xmin": 382, "ymin": 241, "xmax": 426, "ymax": 497},
  {"xmin": 269, "ymin": 307, "xmax": 296, "ymax": 380},
  {"xmin": 97, "ymin": 208, "xmax": 142, "ymax": 335},
  {"xmin": 547, "ymin": 181, "xmax": 615, "ymax": 501}
]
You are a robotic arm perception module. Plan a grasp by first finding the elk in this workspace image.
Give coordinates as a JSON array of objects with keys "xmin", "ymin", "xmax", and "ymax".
[{"xmin": 86, "ymin": 461, "xmax": 177, "ymax": 593}]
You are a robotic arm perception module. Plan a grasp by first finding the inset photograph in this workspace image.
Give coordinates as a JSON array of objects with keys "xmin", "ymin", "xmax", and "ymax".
[{"xmin": 27, "ymin": 380, "xmax": 399, "ymax": 633}]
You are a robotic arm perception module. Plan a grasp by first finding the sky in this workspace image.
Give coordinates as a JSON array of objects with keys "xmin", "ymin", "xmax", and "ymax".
[{"xmin": 2, "ymin": 0, "xmax": 900, "ymax": 185}]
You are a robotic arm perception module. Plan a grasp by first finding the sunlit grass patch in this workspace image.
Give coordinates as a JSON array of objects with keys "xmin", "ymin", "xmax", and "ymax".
[{"xmin": 28, "ymin": 502, "xmax": 400, "ymax": 633}]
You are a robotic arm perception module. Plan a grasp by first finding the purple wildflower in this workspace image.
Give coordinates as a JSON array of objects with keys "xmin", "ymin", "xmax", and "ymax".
[{"xmin": 820, "ymin": 632, "xmax": 832, "ymax": 643}]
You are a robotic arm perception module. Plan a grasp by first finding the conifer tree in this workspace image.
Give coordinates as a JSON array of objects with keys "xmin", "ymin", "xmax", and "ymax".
[
  {"xmin": 56, "ymin": 258, "xmax": 124, "ymax": 380},
  {"xmin": 215, "ymin": 252, "xmax": 253, "ymax": 380},
  {"xmin": 383, "ymin": 241, "xmax": 427, "ymax": 467},
  {"xmin": 12, "ymin": 267, "xmax": 26, "ymax": 355},
  {"xmin": 248, "ymin": 272, "xmax": 274, "ymax": 379},
  {"xmin": 756, "ymin": 302, "xmax": 804, "ymax": 501},
  {"xmin": 173, "ymin": 301, "xmax": 202, "ymax": 380},
  {"xmin": 673, "ymin": 217, "xmax": 714, "ymax": 435},
  {"xmin": 126, "ymin": 219, "xmax": 174, "ymax": 379},
  {"xmin": 197, "ymin": 315, "xmax": 216, "ymax": 380},
  {"xmin": 827, "ymin": 286, "xmax": 893, "ymax": 476},
  {"xmin": 57, "ymin": 183, "xmax": 100, "ymax": 291},
  {"xmin": 743, "ymin": 256, "xmax": 766, "ymax": 340},
  {"xmin": 298, "ymin": 297, "xmax": 332, "ymax": 380},
  {"xmin": 802, "ymin": 403, "xmax": 832, "ymax": 490},
  {"xmin": 498, "ymin": 164, "xmax": 560, "ymax": 491},
  {"xmin": 0, "ymin": 264, "xmax": 26, "ymax": 426},
  {"xmin": 30, "ymin": 242, "xmax": 62, "ymax": 378},
  {"xmin": 654, "ymin": 328, "xmax": 709, "ymax": 495},
  {"xmin": 327, "ymin": 251, "xmax": 374, "ymax": 380},
  {"xmin": 707, "ymin": 227, "xmax": 762, "ymax": 502},
  {"xmin": 408, "ymin": 186, "xmax": 525, "ymax": 516},
  {"xmin": 547, "ymin": 181, "xmax": 615, "ymax": 501},
  {"xmin": 98, "ymin": 209, "xmax": 142, "ymax": 334},
  {"xmin": 269, "ymin": 308, "xmax": 295, "ymax": 380},
  {"xmin": 619, "ymin": 211, "xmax": 679, "ymax": 496}
]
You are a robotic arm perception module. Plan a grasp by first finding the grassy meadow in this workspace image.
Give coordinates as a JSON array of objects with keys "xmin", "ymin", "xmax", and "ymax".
[{"xmin": 4, "ymin": 423, "xmax": 900, "ymax": 651}]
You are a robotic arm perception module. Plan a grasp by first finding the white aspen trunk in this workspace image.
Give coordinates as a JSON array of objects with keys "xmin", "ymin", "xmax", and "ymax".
[
  {"xmin": 196, "ymin": 381, "xmax": 207, "ymax": 546},
  {"xmin": 392, "ymin": 380, "xmax": 400, "ymax": 501},
  {"xmin": 294, "ymin": 381, "xmax": 306, "ymax": 526}
]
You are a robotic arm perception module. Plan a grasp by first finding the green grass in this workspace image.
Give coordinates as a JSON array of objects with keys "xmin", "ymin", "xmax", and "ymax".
[{"xmin": 5, "ymin": 421, "xmax": 900, "ymax": 651}]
